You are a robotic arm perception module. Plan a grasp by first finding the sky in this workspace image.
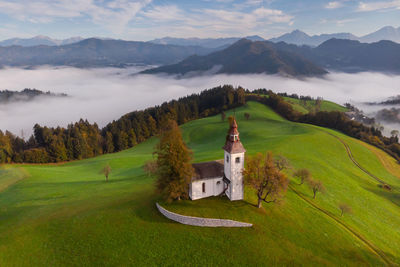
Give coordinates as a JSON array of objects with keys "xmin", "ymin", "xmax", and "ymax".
[{"xmin": 0, "ymin": 0, "xmax": 398, "ymax": 41}]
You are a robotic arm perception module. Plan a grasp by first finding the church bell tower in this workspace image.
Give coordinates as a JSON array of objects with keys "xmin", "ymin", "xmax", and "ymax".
[{"xmin": 222, "ymin": 118, "xmax": 246, "ymax": 201}]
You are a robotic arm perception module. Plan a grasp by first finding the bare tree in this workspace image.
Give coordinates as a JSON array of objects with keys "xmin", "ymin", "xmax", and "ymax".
[
  {"xmin": 244, "ymin": 112, "xmax": 250, "ymax": 120},
  {"xmin": 391, "ymin": 130, "xmax": 399, "ymax": 137},
  {"xmin": 143, "ymin": 160, "xmax": 158, "ymax": 176},
  {"xmin": 293, "ymin": 168, "xmax": 311, "ymax": 185},
  {"xmin": 274, "ymin": 155, "xmax": 291, "ymax": 171},
  {"xmin": 102, "ymin": 164, "xmax": 111, "ymax": 182},
  {"xmin": 339, "ymin": 203, "xmax": 353, "ymax": 217},
  {"xmin": 307, "ymin": 178, "xmax": 325, "ymax": 199},
  {"xmin": 243, "ymin": 152, "xmax": 289, "ymax": 208},
  {"xmin": 221, "ymin": 111, "xmax": 226, "ymax": 122}
]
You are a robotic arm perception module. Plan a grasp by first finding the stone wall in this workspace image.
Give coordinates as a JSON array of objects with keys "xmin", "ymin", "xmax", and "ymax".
[{"xmin": 156, "ymin": 203, "xmax": 252, "ymax": 227}]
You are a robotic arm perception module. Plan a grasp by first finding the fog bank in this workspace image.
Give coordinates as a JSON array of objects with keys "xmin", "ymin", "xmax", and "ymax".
[{"xmin": 1, "ymin": 67, "xmax": 399, "ymax": 137}]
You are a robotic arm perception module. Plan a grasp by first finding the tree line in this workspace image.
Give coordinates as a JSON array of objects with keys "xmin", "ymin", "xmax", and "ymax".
[{"xmin": 0, "ymin": 85, "xmax": 246, "ymax": 163}]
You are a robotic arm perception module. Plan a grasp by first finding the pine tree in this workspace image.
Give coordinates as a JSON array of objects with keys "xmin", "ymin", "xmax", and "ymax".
[{"xmin": 154, "ymin": 120, "xmax": 194, "ymax": 202}]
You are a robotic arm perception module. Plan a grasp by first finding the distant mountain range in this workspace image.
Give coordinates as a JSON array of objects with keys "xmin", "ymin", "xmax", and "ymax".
[
  {"xmin": 0, "ymin": 36, "xmax": 84, "ymax": 47},
  {"xmin": 0, "ymin": 38, "xmax": 215, "ymax": 67},
  {"xmin": 143, "ymin": 38, "xmax": 400, "ymax": 76},
  {"xmin": 1, "ymin": 25, "xmax": 398, "ymax": 49},
  {"xmin": 269, "ymin": 26, "xmax": 400, "ymax": 46},
  {"xmin": 149, "ymin": 35, "xmax": 265, "ymax": 49},
  {"xmin": 142, "ymin": 39, "xmax": 327, "ymax": 77},
  {"xmin": 148, "ymin": 26, "xmax": 400, "ymax": 48}
]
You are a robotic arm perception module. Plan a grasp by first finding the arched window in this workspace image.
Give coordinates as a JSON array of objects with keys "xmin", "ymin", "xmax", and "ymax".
[
  {"xmin": 226, "ymin": 155, "xmax": 229, "ymax": 163},
  {"xmin": 202, "ymin": 182, "xmax": 206, "ymax": 193}
]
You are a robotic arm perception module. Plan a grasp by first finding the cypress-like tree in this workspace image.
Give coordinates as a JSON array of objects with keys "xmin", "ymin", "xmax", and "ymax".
[{"xmin": 154, "ymin": 120, "xmax": 194, "ymax": 202}]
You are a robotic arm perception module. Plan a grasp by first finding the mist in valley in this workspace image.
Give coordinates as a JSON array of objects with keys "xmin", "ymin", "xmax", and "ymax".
[{"xmin": 1, "ymin": 66, "xmax": 400, "ymax": 137}]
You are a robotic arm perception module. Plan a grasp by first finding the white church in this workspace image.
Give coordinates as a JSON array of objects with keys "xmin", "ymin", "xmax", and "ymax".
[{"xmin": 189, "ymin": 118, "xmax": 246, "ymax": 201}]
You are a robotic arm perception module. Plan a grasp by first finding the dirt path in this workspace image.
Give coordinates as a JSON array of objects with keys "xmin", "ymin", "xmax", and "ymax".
[{"xmin": 289, "ymin": 185, "xmax": 396, "ymax": 266}]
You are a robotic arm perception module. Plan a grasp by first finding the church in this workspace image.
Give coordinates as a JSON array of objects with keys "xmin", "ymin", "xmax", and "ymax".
[{"xmin": 189, "ymin": 118, "xmax": 246, "ymax": 201}]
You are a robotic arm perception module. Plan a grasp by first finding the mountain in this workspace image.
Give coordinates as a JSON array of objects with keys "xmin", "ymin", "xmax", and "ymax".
[
  {"xmin": 142, "ymin": 39, "xmax": 327, "ymax": 77},
  {"xmin": 149, "ymin": 35, "xmax": 265, "ymax": 48},
  {"xmin": 0, "ymin": 36, "xmax": 84, "ymax": 47},
  {"xmin": 359, "ymin": 26, "xmax": 400, "ymax": 43},
  {"xmin": 0, "ymin": 38, "xmax": 215, "ymax": 67},
  {"xmin": 269, "ymin": 30, "xmax": 358, "ymax": 46},
  {"xmin": 311, "ymin": 38, "xmax": 400, "ymax": 72}
]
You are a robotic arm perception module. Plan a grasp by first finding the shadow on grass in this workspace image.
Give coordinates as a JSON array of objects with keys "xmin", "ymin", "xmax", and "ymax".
[{"xmin": 364, "ymin": 185, "xmax": 400, "ymax": 207}]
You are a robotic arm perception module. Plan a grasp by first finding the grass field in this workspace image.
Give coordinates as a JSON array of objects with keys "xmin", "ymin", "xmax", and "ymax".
[
  {"xmin": 282, "ymin": 96, "xmax": 348, "ymax": 114},
  {"xmin": 0, "ymin": 101, "xmax": 399, "ymax": 266}
]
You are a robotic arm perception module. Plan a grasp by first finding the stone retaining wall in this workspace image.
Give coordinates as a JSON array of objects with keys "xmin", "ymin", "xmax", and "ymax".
[{"xmin": 156, "ymin": 203, "xmax": 252, "ymax": 227}]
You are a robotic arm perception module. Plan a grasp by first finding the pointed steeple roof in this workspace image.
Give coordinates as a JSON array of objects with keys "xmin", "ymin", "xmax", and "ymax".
[{"xmin": 222, "ymin": 117, "xmax": 246, "ymax": 153}]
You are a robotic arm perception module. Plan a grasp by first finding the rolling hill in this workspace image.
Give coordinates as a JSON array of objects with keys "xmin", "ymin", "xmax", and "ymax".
[
  {"xmin": 143, "ymin": 39, "xmax": 327, "ymax": 77},
  {"xmin": 1, "ymin": 101, "xmax": 399, "ymax": 265}
]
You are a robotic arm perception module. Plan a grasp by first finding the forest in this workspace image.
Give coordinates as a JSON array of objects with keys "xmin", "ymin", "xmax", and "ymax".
[
  {"xmin": 1, "ymin": 85, "xmax": 400, "ymax": 164},
  {"xmin": 0, "ymin": 85, "xmax": 245, "ymax": 163}
]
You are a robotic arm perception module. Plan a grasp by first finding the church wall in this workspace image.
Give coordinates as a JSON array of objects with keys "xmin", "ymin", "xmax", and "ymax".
[
  {"xmin": 226, "ymin": 152, "xmax": 245, "ymax": 201},
  {"xmin": 190, "ymin": 177, "xmax": 224, "ymax": 200}
]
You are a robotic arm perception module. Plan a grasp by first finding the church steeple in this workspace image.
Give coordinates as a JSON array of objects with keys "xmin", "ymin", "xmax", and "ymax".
[{"xmin": 222, "ymin": 118, "xmax": 246, "ymax": 153}]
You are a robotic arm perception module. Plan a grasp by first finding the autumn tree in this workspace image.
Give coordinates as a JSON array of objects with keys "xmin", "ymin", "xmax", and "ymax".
[
  {"xmin": 339, "ymin": 203, "xmax": 353, "ymax": 217},
  {"xmin": 307, "ymin": 178, "xmax": 325, "ymax": 199},
  {"xmin": 294, "ymin": 168, "xmax": 311, "ymax": 185},
  {"xmin": 154, "ymin": 120, "xmax": 194, "ymax": 202},
  {"xmin": 244, "ymin": 112, "xmax": 250, "ymax": 120},
  {"xmin": 102, "ymin": 164, "xmax": 111, "ymax": 182},
  {"xmin": 243, "ymin": 152, "xmax": 289, "ymax": 208}
]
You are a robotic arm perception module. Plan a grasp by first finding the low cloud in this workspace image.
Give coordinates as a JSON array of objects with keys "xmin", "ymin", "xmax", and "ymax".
[{"xmin": 1, "ymin": 67, "xmax": 400, "ymax": 137}]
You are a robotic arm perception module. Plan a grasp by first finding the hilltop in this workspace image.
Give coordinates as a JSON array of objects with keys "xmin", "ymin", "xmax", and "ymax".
[
  {"xmin": 143, "ymin": 39, "xmax": 327, "ymax": 77},
  {"xmin": 1, "ymin": 100, "xmax": 399, "ymax": 265}
]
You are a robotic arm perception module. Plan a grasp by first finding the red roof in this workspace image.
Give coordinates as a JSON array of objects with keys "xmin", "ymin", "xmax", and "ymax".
[{"xmin": 223, "ymin": 117, "xmax": 246, "ymax": 153}]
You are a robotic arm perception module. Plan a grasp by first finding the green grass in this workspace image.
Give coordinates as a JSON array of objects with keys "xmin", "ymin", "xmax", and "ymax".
[
  {"xmin": 0, "ymin": 101, "xmax": 399, "ymax": 266},
  {"xmin": 282, "ymin": 97, "xmax": 348, "ymax": 113}
]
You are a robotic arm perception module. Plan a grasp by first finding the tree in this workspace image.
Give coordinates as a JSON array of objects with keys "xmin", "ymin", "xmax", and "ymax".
[
  {"xmin": 154, "ymin": 120, "xmax": 194, "ymax": 202},
  {"xmin": 143, "ymin": 160, "xmax": 157, "ymax": 176},
  {"xmin": 274, "ymin": 155, "xmax": 291, "ymax": 171},
  {"xmin": 294, "ymin": 168, "xmax": 311, "ymax": 185},
  {"xmin": 391, "ymin": 130, "xmax": 399, "ymax": 137},
  {"xmin": 221, "ymin": 111, "xmax": 226, "ymax": 122},
  {"xmin": 243, "ymin": 152, "xmax": 289, "ymax": 208},
  {"xmin": 339, "ymin": 203, "xmax": 353, "ymax": 217},
  {"xmin": 244, "ymin": 112, "xmax": 250, "ymax": 120},
  {"xmin": 102, "ymin": 164, "xmax": 111, "ymax": 182},
  {"xmin": 306, "ymin": 178, "xmax": 325, "ymax": 199}
]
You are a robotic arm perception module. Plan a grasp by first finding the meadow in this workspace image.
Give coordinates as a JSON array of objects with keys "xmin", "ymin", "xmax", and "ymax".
[{"xmin": 0, "ymin": 101, "xmax": 399, "ymax": 266}]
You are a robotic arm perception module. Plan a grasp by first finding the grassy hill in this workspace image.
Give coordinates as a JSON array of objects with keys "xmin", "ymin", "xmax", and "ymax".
[
  {"xmin": 0, "ymin": 101, "xmax": 399, "ymax": 266},
  {"xmin": 282, "ymin": 96, "xmax": 348, "ymax": 114}
]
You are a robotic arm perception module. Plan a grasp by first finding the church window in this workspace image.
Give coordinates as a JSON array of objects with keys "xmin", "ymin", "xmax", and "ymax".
[
  {"xmin": 202, "ymin": 182, "xmax": 206, "ymax": 193},
  {"xmin": 217, "ymin": 181, "xmax": 221, "ymax": 185},
  {"xmin": 236, "ymin": 157, "xmax": 240, "ymax": 163},
  {"xmin": 226, "ymin": 155, "xmax": 229, "ymax": 163}
]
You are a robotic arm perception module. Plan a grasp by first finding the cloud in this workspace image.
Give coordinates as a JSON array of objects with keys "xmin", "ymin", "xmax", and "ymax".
[
  {"xmin": 325, "ymin": 1, "xmax": 343, "ymax": 9},
  {"xmin": 0, "ymin": 0, "xmax": 151, "ymax": 34},
  {"xmin": 357, "ymin": 0, "xmax": 400, "ymax": 12},
  {"xmin": 1, "ymin": 67, "xmax": 400, "ymax": 137},
  {"xmin": 137, "ymin": 6, "xmax": 293, "ymax": 38}
]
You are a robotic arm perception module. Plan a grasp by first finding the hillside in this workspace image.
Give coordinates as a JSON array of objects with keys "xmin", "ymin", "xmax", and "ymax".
[
  {"xmin": 0, "ymin": 38, "xmax": 214, "ymax": 67},
  {"xmin": 143, "ymin": 39, "xmax": 327, "ymax": 77},
  {"xmin": 1, "ymin": 101, "xmax": 399, "ymax": 265}
]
